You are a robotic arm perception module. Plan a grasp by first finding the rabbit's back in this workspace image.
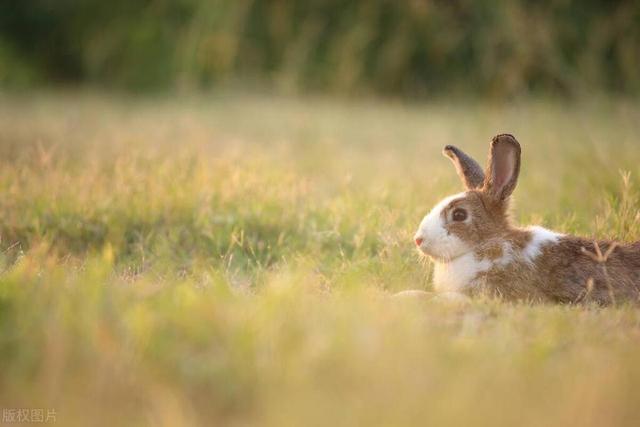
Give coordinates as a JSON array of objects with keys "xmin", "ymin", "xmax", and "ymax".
[{"xmin": 532, "ymin": 237, "xmax": 640, "ymax": 304}]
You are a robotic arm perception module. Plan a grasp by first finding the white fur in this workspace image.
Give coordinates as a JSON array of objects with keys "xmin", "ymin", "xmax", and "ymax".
[
  {"xmin": 433, "ymin": 252, "xmax": 491, "ymax": 292},
  {"xmin": 415, "ymin": 195, "xmax": 561, "ymax": 294},
  {"xmin": 427, "ymin": 228, "xmax": 560, "ymax": 294},
  {"xmin": 414, "ymin": 192, "xmax": 470, "ymax": 260},
  {"xmin": 523, "ymin": 226, "xmax": 562, "ymax": 262}
]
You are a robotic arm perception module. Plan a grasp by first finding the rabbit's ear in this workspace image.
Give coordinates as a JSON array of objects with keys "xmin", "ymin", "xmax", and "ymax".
[
  {"xmin": 483, "ymin": 134, "xmax": 521, "ymax": 201},
  {"xmin": 443, "ymin": 145, "xmax": 485, "ymax": 190}
]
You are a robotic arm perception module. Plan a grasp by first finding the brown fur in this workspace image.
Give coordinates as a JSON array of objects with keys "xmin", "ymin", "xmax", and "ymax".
[
  {"xmin": 441, "ymin": 191, "xmax": 517, "ymax": 251},
  {"xmin": 432, "ymin": 134, "xmax": 640, "ymax": 305},
  {"xmin": 482, "ymin": 134, "xmax": 521, "ymax": 201},
  {"xmin": 467, "ymin": 230, "xmax": 640, "ymax": 304},
  {"xmin": 443, "ymin": 145, "xmax": 485, "ymax": 189},
  {"xmin": 535, "ymin": 238, "xmax": 640, "ymax": 304}
]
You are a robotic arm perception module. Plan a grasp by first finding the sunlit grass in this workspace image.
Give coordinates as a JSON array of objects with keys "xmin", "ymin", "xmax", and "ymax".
[{"xmin": 1, "ymin": 92, "xmax": 640, "ymax": 426}]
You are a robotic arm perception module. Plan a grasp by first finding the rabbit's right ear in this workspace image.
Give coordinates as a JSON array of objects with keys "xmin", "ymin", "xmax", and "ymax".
[{"xmin": 443, "ymin": 145, "xmax": 485, "ymax": 190}]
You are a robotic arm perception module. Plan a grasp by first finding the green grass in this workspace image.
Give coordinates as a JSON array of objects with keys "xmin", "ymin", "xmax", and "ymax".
[{"xmin": 1, "ymin": 92, "xmax": 640, "ymax": 426}]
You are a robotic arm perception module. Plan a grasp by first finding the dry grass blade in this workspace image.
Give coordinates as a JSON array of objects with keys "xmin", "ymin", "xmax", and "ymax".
[{"xmin": 580, "ymin": 241, "xmax": 619, "ymax": 304}]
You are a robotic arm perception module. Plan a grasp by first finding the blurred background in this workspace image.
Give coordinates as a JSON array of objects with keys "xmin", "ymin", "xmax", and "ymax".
[
  {"xmin": 1, "ymin": 0, "xmax": 639, "ymax": 98},
  {"xmin": 3, "ymin": 3, "xmax": 640, "ymax": 427}
]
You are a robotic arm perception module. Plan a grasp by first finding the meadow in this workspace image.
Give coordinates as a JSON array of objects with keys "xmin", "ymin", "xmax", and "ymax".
[{"xmin": 1, "ymin": 92, "xmax": 640, "ymax": 426}]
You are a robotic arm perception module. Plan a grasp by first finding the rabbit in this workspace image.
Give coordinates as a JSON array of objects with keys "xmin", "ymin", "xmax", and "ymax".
[{"xmin": 413, "ymin": 134, "xmax": 640, "ymax": 304}]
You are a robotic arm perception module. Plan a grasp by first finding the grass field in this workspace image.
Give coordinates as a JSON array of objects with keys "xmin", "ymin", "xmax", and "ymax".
[{"xmin": 1, "ymin": 92, "xmax": 640, "ymax": 426}]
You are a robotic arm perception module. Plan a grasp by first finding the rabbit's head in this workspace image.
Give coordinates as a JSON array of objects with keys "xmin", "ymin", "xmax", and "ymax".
[{"xmin": 414, "ymin": 134, "xmax": 521, "ymax": 261}]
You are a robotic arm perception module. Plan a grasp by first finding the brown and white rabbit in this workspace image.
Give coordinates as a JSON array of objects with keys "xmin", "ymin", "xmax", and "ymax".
[{"xmin": 413, "ymin": 134, "xmax": 640, "ymax": 304}]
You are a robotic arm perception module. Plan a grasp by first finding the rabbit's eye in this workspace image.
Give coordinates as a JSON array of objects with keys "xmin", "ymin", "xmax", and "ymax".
[{"xmin": 452, "ymin": 208, "xmax": 467, "ymax": 222}]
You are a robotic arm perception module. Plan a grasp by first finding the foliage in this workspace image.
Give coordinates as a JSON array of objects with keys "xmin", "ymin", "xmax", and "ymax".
[{"xmin": 1, "ymin": 1, "xmax": 640, "ymax": 96}]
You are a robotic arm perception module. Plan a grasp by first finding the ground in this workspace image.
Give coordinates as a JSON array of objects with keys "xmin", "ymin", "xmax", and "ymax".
[{"xmin": 1, "ymin": 92, "xmax": 640, "ymax": 426}]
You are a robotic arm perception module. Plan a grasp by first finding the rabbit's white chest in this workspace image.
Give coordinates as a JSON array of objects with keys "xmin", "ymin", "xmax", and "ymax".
[{"xmin": 433, "ymin": 252, "xmax": 491, "ymax": 292}]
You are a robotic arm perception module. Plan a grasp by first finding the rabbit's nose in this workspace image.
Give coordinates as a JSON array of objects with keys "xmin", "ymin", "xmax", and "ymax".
[{"xmin": 415, "ymin": 237, "xmax": 424, "ymax": 246}]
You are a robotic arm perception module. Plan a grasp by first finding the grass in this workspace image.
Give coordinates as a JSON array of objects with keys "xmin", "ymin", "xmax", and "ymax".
[{"xmin": 1, "ymin": 91, "xmax": 640, "ymax": 426}]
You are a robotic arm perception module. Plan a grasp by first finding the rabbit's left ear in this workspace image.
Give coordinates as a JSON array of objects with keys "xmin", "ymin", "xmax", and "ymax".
[
  {"xmin": 483, "ymin": 134, "xmax": 521, "ymax": 201},
  {"xmin": 443, "ymin": 145, "xmax": 485, "ymax": 190}
]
